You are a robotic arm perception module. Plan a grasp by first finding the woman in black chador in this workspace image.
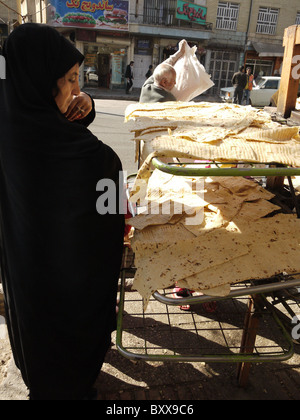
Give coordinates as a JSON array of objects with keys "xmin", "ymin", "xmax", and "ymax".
[{"xmin": 0, "ymin": 24, "xmax": 124, "ymax": 400}]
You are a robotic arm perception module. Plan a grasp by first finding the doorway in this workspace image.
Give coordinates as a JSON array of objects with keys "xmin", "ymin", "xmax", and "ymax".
[
  {"xmin": 98, "ymin": 54, "xmax": 110, "ymax": 88},
  {"xmin": 209, "ymin": 50, "xmax": 239, "ymax": 95},
  {"xmin": 133, "ymin": 54, "xmax": 153, "ymax": 88}
]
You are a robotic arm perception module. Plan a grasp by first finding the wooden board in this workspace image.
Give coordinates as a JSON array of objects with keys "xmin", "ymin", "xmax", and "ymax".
[{"xmin": 277, "ymin": 25, "xmax": 300, "ymax": 118}]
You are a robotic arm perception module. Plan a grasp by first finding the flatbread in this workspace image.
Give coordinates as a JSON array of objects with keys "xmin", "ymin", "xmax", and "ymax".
[
  {"xmin": 132, "ymin": 213, "xmax": 300, "ymax": 307},
  {"xmin": 132, "ymin": 228, "xmax": 250, "ymax": 306},
  {"xmin": 209, "ymin": 177, "xmax": 274, "ymax": 200},
  {"xmin": 236, "ymin": 199, "xmax": 280, "ymax": 221},
  {"xmin": 125, "ymin": 102, "xmax": 272, "ymax": 127},
  {"xmin": 183, "ymin": 238, "xmax": 300, "ymax": 292},
  {"xmin": 150, "ymin": 136, "xmax": 300, "ymax": 167},
  {"xmin": 236, "ymin": 126, "xmax": 300, "ymax": 143},
  {"xmin": 126, "ymin": 102, "xmax": 300, "ymax": 174},
  {"xmin": 125, "ymin": 102, "xmax": 300, "ymax": 306}
]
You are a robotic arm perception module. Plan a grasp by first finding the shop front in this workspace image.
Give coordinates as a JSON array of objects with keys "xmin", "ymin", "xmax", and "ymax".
[
  {"xmin": 47, "ymin": 0, "xmax": 130, "ymax": 90},
  {"xmin": 79, "ymin": 30, "xmax": 131, "ymax": 90},
  {"xmin": 131, "ymin": 36, "xmax": 207, "ymax": 89},
  {"xmin": 133, "ymin": 38, "xmax": 155, "ymax": 89},
  {"xmin": 245, "ymin": 42, "xmax": 284, "ymax": 78},
  {"xmin": 206, "ymin": 49, "xmax": 241, "ymax": 95}
]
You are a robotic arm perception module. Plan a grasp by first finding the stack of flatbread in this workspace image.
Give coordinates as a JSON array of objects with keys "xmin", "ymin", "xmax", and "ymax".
[
  {"xmin": 125, "ymin": 101, "xmax": 300, "ymax": 166},
  {"xmin": 125, "ymin": 102, "xmax": 300, "ymax": 307},
  {"xmin": 127, "ymin": 172, "xmax": 300, "ymax": 307}
]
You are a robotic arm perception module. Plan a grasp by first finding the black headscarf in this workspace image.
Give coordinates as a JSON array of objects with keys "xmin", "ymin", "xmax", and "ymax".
[
  {"xmin": 1, "ymin": 23, "xmax": 96, "ymax": 154},
  {"xmin": 0, "ymin": 24, "xmax": 124, "ymax": 400}
]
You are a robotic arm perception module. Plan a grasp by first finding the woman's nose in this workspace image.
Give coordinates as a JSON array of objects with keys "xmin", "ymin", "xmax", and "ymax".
[{"xmin": 72, "ymin": 79, "xmax": 81, "ymax": 96}]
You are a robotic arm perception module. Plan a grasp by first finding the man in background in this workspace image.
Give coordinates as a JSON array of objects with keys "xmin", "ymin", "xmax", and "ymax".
[
  {"xmin": 139, "ymin": 40, "xmax": 187, "ymax": 103},
  {"xmin": 140, "ymin": 63, "xmax": 177, "ymax": 103},
  {"xmin": 145, "ymin": 65, "xmax": 153, "ymax": 79},
  {"xmin": 232, "ymin": 66, "xmax": 247, "ymax": 105},
  {"xmin": 243, "ymin": 67, "xmax": 255, "ymax": 105},
  {"xmin": 125, "ymin": 61, "xmax": 134, "ymax": 94}
]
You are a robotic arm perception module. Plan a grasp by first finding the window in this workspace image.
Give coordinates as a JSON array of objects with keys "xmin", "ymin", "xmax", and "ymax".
[
  {"xmin": 256, "ymin": 7, "xmax": 279, "ymax": 35},
  {"xmin": 143, "ymin": 0, "xmax": 176, "ymax": 26},
  {"xmin": 216, "ymin": 2, "xmax": 240, "ymax": 31},
  {"xmin": 296, "ymin": 12, "xmax": 300, "ymax": 25},
  {"xmin": 246, "ymin": 59, "xmax": 274, "ymax": 78},
  {"xmin": 209, "ymin": 50, "xmax": 239, "ymax": 94},
  {"xmin": 264, "ymin": 79, "xmax": 280, "ymax": 89}
]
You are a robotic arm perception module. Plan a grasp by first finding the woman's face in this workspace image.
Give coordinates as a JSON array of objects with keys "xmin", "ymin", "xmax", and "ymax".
[{"xmin": 54, "ymin": 63, "xmax": 81, "ymax": 114}]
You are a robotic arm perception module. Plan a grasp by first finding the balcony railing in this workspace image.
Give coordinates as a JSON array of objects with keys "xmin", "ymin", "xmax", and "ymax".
[{"xmin": 130, "ymin": 13, "xmax": 212, "ymax": 31}]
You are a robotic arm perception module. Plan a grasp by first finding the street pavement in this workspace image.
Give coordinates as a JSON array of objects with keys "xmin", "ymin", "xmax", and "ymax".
[{"xmin": 0, "ymin": 94, "xmax": 300, "ymax": 401}]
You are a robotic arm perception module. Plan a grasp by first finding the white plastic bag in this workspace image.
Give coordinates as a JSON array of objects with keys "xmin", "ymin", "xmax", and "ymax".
[{"xmin": 171, "ymin": 44, "xmax": 214, "ymax": 102}]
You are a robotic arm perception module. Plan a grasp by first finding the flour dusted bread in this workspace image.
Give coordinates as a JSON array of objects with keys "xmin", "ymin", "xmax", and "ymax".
[{"xmin": 125, "ymin": 102, "xmax": 300, "ymax": 307}]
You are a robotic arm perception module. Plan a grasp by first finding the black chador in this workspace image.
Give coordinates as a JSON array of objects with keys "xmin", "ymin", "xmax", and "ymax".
[{"xmin": 0, "ymin": 24, "xmax": 124, "ymax": 400}]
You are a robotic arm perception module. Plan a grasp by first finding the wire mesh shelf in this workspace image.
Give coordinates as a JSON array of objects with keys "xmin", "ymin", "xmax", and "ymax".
[
  {"xmin": 118, "ymin": 162, "xmax": 300, "ymax": 387},
  {"xmin": 116, "ymin": 272, "xmax": 298, "ymax": 364}
]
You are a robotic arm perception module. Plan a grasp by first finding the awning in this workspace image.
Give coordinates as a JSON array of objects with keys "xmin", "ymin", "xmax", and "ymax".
[{"xmin": 252, "ymin": 42, "xmax": 284, "ymax": 57}]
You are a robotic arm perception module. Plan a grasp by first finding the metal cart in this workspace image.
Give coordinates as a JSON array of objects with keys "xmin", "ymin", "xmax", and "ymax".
[{"xmin": 117, "ymin": 159, "xmax": 300, "ymax": 387}]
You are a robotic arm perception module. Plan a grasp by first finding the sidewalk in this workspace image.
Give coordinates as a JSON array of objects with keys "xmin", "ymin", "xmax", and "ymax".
[
  {"xmin": 85, "ymin": 87, "xmax": 141, "ymax": 102},
  {"xmin": 84, "ymin": 87, "xmax": 222, "ymax": 103},
  {"xmin": 95, "ymin": 281, "xmax": 300, "ymax": 401},
  {"xmin": 1, "ymin": 278, "xmax": 300, "ymax": 400},
  {"xmin": 0, "ymin": 93, "xmax": 300, "ymax": 401}
]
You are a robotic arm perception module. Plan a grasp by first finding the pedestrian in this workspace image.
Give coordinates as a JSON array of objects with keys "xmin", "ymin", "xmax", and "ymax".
[
  {"xmin": 145, "ymin": 65, "xmax": 153, "ymax": 79},
  {"xmin": 243, "ymin": 67, "xmax": 255, "ymax": 105},
  {"xmin": 125, "ymin": 61, "xmax": 134, "ymax": 94},
  {"xmin": 140, "ymin": 63, "xmax": 177, "ymax": 103},
  {"xmin": 232, "ymin": 66, "xmax": 247, "ymax": 105},
  {"xmin": 0, "ymin": 23, "xmax": 125, "ymax": 400},
  {"xmin": 140, "ymin": 40, "xmax": 187, "ymax": 103}
]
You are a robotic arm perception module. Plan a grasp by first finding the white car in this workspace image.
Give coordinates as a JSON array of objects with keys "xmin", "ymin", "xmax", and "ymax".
[
  {"xmin": 84, "ymin": 67, "xmax": 99, "ymax": 83},
  {"xmin": 220, "ymin": 76, "xmax": 281, "ymax": 107}
]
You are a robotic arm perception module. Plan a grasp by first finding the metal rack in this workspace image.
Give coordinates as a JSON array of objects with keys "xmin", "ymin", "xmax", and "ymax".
[
  {"xmin": 117, "ymin": 159, "xmax": 300, "ymax": 387},
  {"xmin": 117, "ymin": 271, "xmax": 298, "ymax": 359},
  {"xmin": 152, "ymin": 158, "xmax": 300, "ymax": 178}
]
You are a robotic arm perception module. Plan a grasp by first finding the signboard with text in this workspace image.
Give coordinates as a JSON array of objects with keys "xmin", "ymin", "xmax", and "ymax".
[
  {"xmin": 176, "ymin": 1, "xmax": 207, "ymax": 25},
  {"xmin": 48, "ymin": 0, "xmax": 129, "ymax": 31}
]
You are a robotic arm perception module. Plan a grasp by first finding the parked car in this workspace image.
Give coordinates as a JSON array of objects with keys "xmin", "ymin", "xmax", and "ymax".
[
  {"xmin": 220, "ymin": 76, "xmax": 281, "ymax": 107},
  {"xmin": 84, "ymin": 67, "xmax": 98, "ymax": 83},
  {"xmin": 87, "ymin": 69, "xmax": 98, "ymax": 82}
]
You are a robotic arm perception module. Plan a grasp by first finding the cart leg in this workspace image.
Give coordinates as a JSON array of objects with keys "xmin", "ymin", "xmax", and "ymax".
[{"xmin": 237, "ymin": 296, "xmax": 261, "ymax": 388}]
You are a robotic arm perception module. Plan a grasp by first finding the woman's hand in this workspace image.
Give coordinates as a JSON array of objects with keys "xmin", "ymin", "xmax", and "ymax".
[{"xmin": 65, "ymin": 92, "xmax": 93, "ymax": 122}]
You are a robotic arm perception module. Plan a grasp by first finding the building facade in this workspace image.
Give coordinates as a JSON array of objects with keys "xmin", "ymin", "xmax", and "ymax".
[
  {"xmin": 5, "ymin": 0, "xmax": 300, "ymax": 93},
  {"xmin": 20, "ymin": 0, "xmax": 48, "ymax": 24},
  {"xmin": 131, "ymin": 0, "xmax": 300, "ymax": 92},
  {"xmin": 46, "ymin": 0, "xmax": 132, "ymax": 90},
  {"xmin": 0, "ymin": 0, "xmax": 22, "ymax": 49}
]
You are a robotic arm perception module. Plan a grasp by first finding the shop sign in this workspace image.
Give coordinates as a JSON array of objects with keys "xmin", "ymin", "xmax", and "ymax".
[
  {"xmin": 137, "ymin": 40, "xmax": 150, "ymax": 49},
  {"xmin": 48, "ymin": 0, "xmax": 129, "ymax": 31},
  {"xmin": 176, "ymin": 1, "xmax": 207, "ymax": 25}
]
